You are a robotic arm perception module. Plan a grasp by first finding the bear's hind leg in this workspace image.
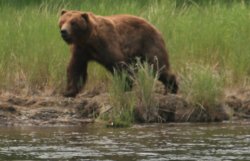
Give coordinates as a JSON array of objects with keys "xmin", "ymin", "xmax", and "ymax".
[{"xmin": 158, "ymin": 71, "xmax": 178, "ymax": 94}]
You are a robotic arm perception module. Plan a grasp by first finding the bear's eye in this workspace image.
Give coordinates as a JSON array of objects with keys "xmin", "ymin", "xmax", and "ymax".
[{"xmin": 71, "ymin": 21, "xmax": 77, "ymax": 26}]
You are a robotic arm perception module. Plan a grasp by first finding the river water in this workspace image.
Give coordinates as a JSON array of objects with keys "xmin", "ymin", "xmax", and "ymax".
[{"xmin": 0, "ymin": 123, "xmax": 249, "ymax": 161}]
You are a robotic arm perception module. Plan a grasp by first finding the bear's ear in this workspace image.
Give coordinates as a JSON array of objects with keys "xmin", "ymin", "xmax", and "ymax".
[
  {"xmin": 81, "ymin": 13, "xmax": 89, "ymax": 22},
  {"xmin": 61, "ymin": 10, "xmax": 67, "ymax": 15}
]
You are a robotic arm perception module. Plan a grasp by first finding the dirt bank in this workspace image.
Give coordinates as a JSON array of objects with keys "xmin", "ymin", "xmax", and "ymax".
[{"xmin": 0, "ymin": 88, "xmax": 249, "ymax": 126}]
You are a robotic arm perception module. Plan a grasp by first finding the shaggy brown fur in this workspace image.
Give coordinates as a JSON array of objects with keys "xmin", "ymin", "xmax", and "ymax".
[{"xmin": 59, "ymin": 10, "xmax": 178, "ymax": 97}]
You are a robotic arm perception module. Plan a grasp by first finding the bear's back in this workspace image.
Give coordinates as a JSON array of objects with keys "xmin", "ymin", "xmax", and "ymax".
[{"xmin": 99, "ymin": 14, "xmax": 165, "ymax": 57}]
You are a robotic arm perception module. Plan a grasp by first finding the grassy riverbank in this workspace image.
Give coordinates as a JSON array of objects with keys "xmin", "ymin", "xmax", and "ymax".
[{"xmin": 0, "ymin": 0, "xmax": 249, "ymax": 122}]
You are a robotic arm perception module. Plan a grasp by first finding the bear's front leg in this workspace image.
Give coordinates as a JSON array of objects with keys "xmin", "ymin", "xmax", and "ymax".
[{"xmin": 64, "ymin": 55, "xmax": 87, "ymax": 97}]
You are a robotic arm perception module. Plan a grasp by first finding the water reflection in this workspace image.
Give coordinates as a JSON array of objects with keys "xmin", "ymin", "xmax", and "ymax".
[{"xmin": 0, "ymin": 123, "xmax": 249, "ymax": 161}]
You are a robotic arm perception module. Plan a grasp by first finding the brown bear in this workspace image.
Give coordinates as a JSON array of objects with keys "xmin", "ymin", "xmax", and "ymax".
[{"xmin": 58, "ymin": 10, "xmax": 178, "ymax": 97}]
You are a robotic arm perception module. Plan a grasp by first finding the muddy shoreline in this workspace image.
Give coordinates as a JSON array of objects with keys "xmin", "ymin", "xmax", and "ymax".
[{"xmin": 0, "ymin": 88, "xmax": 250, "ymax": 126}]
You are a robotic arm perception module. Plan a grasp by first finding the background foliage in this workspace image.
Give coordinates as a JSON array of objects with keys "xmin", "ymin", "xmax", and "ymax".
[{"xmin": 0, "ymin": 0, "xmax": 249, "ymax": 95}]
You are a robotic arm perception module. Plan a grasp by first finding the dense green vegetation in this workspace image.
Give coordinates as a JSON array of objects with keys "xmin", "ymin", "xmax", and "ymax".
[
  {"xmin": 0, "ymin": 0, "xmax": 249, "ymax": 101},
  {"xmin": 106, "ymin": 61, "xmax": 160, "ymax": 127}
]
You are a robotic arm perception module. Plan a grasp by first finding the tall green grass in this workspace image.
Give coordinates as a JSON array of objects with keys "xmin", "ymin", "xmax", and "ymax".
[
  {"xmin": 180, "ymin": 64, "xmax": 224, "ymax": 108},
  {"xmin": 106, "ymin": 60, "xmax": 160, "ymax": 126},
  {"xmin": 0, "ymin": 1, "xmax": 68, "ymax": 92},
  {"xmin": 0, "ymin": 0, "xmax": 249, "ymax": 95},
  {"xmin": 107, "ymin": 69, "xmax": 135, "ymax": 127},
  {"xmin": 133, "ymin": 60, "xmax": 160, "ymax": 122}
]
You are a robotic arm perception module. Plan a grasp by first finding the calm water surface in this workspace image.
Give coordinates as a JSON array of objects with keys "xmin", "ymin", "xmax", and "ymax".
[{"xmin": 0, "ymin": 123, "xmax": 249, "ymax": 161}]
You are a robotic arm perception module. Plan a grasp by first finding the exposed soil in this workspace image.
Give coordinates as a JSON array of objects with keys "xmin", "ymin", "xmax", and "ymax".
[
  {"xmin": 0, "ymin": 92, "xmax": 106, "ymax": 126},
  {"xmin": 0, "ymin": 87, "xmax": 249, "ymax": 126}
]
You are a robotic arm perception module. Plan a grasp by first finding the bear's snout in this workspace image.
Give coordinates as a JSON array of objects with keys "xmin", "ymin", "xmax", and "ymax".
[
  {"xmin": 60, "ymin": 29, "xmax": 72, "ymax": 43},
  {"xmin": 60, "ymin": 29, "xmax": 68, "ymax": 36}
]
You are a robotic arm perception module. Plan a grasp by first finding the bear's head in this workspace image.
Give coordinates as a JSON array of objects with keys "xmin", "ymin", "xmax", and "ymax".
[{"xmin": 58, "ymin": 10, "xmax": 93, "ymax": 44}]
